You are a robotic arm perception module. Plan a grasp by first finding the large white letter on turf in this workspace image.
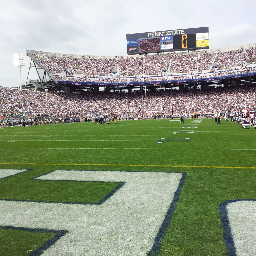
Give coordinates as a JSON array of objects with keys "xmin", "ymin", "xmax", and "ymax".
[
  {"xmin": 0, "ymin": 170, "xmax": 183, "ymax": 255},
  {"xmin": 223, "ymin": 200, "xmax": 256, "ymax": 256}
]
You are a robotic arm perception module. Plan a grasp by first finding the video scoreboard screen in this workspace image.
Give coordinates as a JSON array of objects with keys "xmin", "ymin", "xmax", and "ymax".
[{"xmin": 126, "ymin": 27, "xmax": 209, "ymax": 55}]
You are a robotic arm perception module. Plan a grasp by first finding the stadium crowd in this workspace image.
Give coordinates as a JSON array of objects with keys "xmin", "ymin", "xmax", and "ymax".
[
  {"xmin": 29, "ymin": 46, "xmax": 256, "ymax": 83},
  {"xmin": 1, "ymin": 85, "xmax": 256, "ymax": 127},
  {"xmin": 1, "ymin": 46, "xmax": 256, "ymax": 127},
  {"xmin": 139, "ymin": 38, "xmax": 161, "ymax": 53}
]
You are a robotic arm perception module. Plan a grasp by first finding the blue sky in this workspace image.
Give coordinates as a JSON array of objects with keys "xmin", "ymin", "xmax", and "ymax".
[{"xmin": 1, "ymin": 0, "xmax": 256, "ymax": 87}]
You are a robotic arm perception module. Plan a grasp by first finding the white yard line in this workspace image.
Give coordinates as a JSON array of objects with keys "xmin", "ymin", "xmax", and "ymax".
[
  {"xmin": 39, "ymin": 148, "xmax": 156, "ymax": 150},
  {"xmin": 0, "ymin": 134, "xmax": 152, "ymax": 137},
  {"xmin": 3, "ymin": 139, "xmax": 137, "ymax": 142},
  {"xmin": 230, "ymin": 149, "xmax": 256, "ymax": 150}
]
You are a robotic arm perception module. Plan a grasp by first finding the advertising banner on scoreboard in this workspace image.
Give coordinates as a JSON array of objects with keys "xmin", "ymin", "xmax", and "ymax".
[
  {"xmin": 127, "ymin": 39, "xmax": 139, "ymax": 46},
  {"xmin": 196, "ymin": 33, "xmax": 209, "ymax": 40},
  {"xmin": 160, "ymin": 36, "xmax": 173, "ymax": 50},
  {"xmin": 126, "ymin": 27, "xmax": 209, "ymax": 54},
  {"xmin": 127, "ymin": 45, "xmax": 139, "ymax": 54},
  {"xmin": 196, "ymin": 39, "xmax": 209, "ymax": 48}
]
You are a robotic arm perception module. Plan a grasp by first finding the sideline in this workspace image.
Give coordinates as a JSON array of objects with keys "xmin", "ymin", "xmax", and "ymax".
[{"xmin": 0, "ymin": 162, "xmax": 256, "ymax": 169}]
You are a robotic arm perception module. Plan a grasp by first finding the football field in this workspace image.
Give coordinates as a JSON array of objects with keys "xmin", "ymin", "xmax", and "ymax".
[{"xmin": 0, "ymin": 118, "xmax": 256, "ymax": 255}]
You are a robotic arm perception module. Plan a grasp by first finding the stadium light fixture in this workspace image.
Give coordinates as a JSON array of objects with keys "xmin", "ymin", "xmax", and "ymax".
[{"xmin": 14, "ymin": 53, "xmax": 26, "ymax": 90}]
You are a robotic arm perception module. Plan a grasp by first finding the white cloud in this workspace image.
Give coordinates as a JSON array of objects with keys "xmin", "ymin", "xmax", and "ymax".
[{"xmin": 211, "ymin": 24, "xmax": 256, "ymax": 49}]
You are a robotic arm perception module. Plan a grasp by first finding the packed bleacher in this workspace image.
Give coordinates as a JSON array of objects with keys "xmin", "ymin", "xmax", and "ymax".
[
  {"xmin": 1, "ymin": 85, "xmax": 256, "ymax": 127},
  {"xmin": 1, "ymin": 45, "xmax": 256, "ymax": 127},
  {"xmin": 27, "ymin": 45, "xmax": 256, "ymax": 84}
]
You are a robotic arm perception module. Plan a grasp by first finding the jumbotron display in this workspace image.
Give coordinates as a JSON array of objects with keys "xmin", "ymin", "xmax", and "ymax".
[{"xmin": 126, "ymin": 27, "xmax": 209, "ymax": 55}]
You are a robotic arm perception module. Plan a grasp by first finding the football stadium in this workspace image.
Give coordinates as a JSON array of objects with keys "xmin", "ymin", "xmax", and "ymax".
[{"xmin": 1, "ymin": 26, "xmax": 256, "ymax": 255}]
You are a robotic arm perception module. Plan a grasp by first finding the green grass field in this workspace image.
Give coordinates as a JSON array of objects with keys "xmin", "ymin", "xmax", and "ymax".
[{"xmin": 0, "ymin": 118, "xmax": 256, "ymax": 255}]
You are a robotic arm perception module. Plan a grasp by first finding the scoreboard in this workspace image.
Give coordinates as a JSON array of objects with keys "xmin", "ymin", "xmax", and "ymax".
[{"xmin": 126, "ymin": 27, "xmax": 209, "ymax": 55}]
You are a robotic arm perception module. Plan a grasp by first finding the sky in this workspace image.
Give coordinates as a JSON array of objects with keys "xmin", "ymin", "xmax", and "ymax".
[{"xmin": 1, "ymin": 0, "xmax": 256, "ymax": 88}]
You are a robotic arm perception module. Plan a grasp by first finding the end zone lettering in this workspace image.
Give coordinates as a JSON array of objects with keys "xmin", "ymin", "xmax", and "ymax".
[{"xmin": 0, "ymin": 169, "xmax": 184, "ymax": 255}]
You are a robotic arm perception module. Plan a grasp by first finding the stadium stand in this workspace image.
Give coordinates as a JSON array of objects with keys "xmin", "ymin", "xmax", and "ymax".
[
  {"xmin": 1, "ymin": 84, "xmax": 256, "ymax": 127},
  {"xmin": 26, "ymin": 44, "xmax": 256, "ymax": 87},
  {"xmin": 1, "ymin": 44, "xmax": 256, "ymax": 128}
]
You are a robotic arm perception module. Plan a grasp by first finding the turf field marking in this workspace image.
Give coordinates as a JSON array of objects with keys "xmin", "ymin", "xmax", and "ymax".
[
  {"xmin": 0, "ymin": 169, "xmax": 27, "ymax": 179},
  {"xmin": 156, "ymin": 137, "xmax": 190, "ymax": 143},
  {"xmin": 220, "ymin": 200, "xmax": 256, "ymax": 256},
  {"xmin": 0, "ymin": 134, "xmax": 153, "ymax": 138},
  {"xmin": 0, "ymin": 162, "xmax": 256, "ymax": 169},
  {"xmin": 230, "ymin": 149, "xmax": 256, "ymax": 151},
  {"xmin": 173, "ymin": 130, "xmax": 195, "ymax": 134},
  {"xmin": 183, "ymin": 126, "xmax": 197, "ymax": 129},
  {"xmin": 41, "ymin": 148, "xmax": 154, "ymax": 150},
  {"xmin": 0, "ymin": 226, "xmax": 68, "ymax": 255},
  {"xmin": 2, "ymin": 139, "xmax": 137, "ymax": 142},
  {"xmin": 191, "ymin": 119, "xmax": 202, "ymax": 123},
  {"xmin": 0, "ymin": 170, "xmax": 185, "ymax": 255},
  {"xmin": 0, "ymin": 170, "xmax": 68, "ymax": 254},
  {"xmin": 198, "ymin": 131, "xmax": 221, "ymax": 132}
]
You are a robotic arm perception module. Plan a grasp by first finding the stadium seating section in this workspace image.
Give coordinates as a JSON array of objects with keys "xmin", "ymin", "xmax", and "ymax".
[{"xmin": 27, "ymin": 46, "xmax": 256, "ymax": 84}]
